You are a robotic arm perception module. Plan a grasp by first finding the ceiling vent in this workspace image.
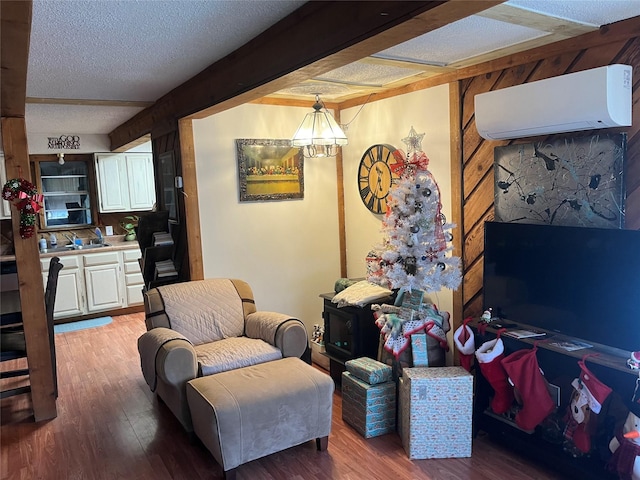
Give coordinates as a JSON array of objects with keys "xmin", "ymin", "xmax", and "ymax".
[{"xmin": 474, "ymin": 64, "xmax": 632, "ymax": 140}]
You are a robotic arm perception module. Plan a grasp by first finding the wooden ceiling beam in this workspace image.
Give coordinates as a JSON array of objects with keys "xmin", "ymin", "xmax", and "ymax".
[
  {"xmin": 26, "ymin": 97, "xmax": 154, "ymax": 108},
  {"xmin": 1, "ymin": 1, "xmax": 32, "ymax": 117},
  {"xmin": 109, "ymin": 0, "xmax": 503, "ymax": 150}
]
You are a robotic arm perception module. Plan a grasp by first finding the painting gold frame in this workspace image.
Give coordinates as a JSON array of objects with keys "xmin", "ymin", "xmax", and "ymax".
[{"xmin": 236, "ymin": 139, "xmax": 304, "ymax": 202}]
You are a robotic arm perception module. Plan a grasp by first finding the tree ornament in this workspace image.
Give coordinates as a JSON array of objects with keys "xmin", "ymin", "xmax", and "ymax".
[
  {"xmin": 446, "ymin": 232, "xmax": 453, "ymax": 242},
  {"xmin": 2, "ymin": 178, "xmax": 43, "ymax": 239},
  {"xmin": 402, "ymin": 126, "xmax": 425, "ymax": 156},
  {"xmin": 405, "ymin": 256, "xmax": 417, "ymax": 275},
  {"xmin": 410, "ymin": 225, "xmax": 420, "ymax": 233},
  {"xmin": 422, "ymin": 188, "xmax": 431, "ymax": 197},
  {"xmin": 437, "ymin": 262, "xmax": 446, "ymax": 271}
]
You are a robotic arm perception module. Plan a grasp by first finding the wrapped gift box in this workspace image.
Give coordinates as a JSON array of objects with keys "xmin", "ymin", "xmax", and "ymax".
[
  {"xmin": 342, "ymin": 372, "xmax": 396, "ymax": 438},
  {"xmin": 399, "ymin": 366, "xmax": 473, "ymax": 459},
  {"xmin": 345, "ymin": 356, "xmax": 392, "ymax": 385}
]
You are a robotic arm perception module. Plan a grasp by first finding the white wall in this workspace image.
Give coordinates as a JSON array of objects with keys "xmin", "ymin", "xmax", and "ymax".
[
  {"xmin": 192, "ymin": 104, "xmax": 341, "ymax": 332},
  {"xmin": 191, "ymin": 87, "xmax": 458, "ymax": 357}
]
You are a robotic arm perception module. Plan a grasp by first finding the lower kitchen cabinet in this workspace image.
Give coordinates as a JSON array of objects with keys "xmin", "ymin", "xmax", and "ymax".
[
  {"xmin": 41, "ymin": 255, "xmax": 84, "ymax": 318},
  {"xmin": 123, "ymin": 249, "xmax": 144, "ymax": 306},
  {"xmin": 84, "ymin": 251, "xmax": 123, "ymax": 312},
  {"xmin": 41, "ymin": 245, "xmax": 142, "ymax": 319}
]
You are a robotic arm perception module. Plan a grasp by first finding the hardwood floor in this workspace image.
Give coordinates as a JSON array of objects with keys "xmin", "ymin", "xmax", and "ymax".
[{"xmin": 1, "ymin": 313, "xmax": 563, "ymax": 479}]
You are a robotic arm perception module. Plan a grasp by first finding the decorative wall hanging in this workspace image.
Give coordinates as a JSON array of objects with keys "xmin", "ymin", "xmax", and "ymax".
[
  {"xmin": 358, "ymin": 144, "xmax": 403, "ymax": 214},
  {"xmin": 47, "ymin": 135, "xmax": 80, "ymax": 149},
  {"xmin": 494, "ymin": 133, "xmax": 626, "ymax": 228},
  {"xmin": 236, "ymin": 139, "xmax": 304, "ymax": 202},
  {"xmin": 2, "ymin": 178, "xmax": 43, "ymax": 238}
]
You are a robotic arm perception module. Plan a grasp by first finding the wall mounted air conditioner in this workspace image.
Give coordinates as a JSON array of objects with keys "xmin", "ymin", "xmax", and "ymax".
[{"xmin": 474, "ymin": 64, "xmax": 632, "ymax": 140}]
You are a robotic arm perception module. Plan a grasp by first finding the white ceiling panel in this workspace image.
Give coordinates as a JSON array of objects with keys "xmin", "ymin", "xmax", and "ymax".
[
  {"xmin": 506, "ymin": 0, "xmax": 640, "ymax": 27},
  {"xmin": 316, "ymin": 62, "xmax": 420, "ymax": 88},
  {"xmin": 377, "ymin": 15, "xmax": 550, "ymax": 66}
]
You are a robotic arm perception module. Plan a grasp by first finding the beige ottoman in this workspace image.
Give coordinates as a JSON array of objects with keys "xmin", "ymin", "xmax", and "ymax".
[{"xmin": 186, "ymin": 357, "xmax": 334, "ymax": 479}]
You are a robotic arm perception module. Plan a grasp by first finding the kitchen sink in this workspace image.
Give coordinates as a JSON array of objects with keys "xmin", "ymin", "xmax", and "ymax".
[{"xmin": 44, "ymin": 243, "xmax": 111, "ymax": 253}]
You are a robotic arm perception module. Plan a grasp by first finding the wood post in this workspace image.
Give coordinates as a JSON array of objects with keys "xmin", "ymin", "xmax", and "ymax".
[{"xmin": 1, "ymin": 117, "xmax": 57, "ymax": 420}]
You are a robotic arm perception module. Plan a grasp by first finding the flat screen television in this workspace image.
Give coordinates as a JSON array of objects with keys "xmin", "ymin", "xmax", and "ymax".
[{"xmin": 483, "ymin": 221, "xmax": 640, "ymax": 354}]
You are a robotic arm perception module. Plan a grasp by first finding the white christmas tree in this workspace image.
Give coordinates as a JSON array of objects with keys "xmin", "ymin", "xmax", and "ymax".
[{"xmin": 368, "ymin": 127, "xmax": 462, "ymax": 293}]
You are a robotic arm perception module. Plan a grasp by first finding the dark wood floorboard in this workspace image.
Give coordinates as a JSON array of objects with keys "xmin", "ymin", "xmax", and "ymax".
[{"xmin": 1, "ymin": 313, "xmax": 563, "ymax": 479}]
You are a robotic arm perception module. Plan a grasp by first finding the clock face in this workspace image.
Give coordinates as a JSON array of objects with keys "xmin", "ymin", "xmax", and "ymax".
[{"xmin": 358, "ymin": 144, "xmax": 400, "ymax": 214}]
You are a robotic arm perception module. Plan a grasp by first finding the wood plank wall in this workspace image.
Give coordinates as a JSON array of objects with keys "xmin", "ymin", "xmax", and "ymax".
[{"xmin": 458, "ymin": 35, "xmax": 640, "ymax": 322}]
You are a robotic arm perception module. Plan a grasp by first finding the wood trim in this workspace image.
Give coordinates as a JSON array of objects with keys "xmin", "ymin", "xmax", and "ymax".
[
  {"xmin": 109, "ymin": 1, "xmax": 502, "ymax": 150},
  {"xmin": 334, "ymin": 110, "xmax": 347, "ymax": 278},
  {"xmin": 0, "ymin": 1, "xmax": 32, "ymax": 118},
  {"xmin": 362, "ymin": 55, "xmax": 455, "ymax": 73},
  {"xmin": 25, "ymin": 97, "xmax": 154, "ymax": 108},
  {"xmin": 1, "ymin": 117, "xmax": 57, "ymax": 421},
  {"xmin": 449, "ymin": 81, "xmax": 464, "ymax": 336},
  {"xmin": 177, "ymin": 119, "xmax": 203, "ymax": 281},
  {"xmin": 477, "ymin": 3, "xmax": 596, "ymax": 37}
]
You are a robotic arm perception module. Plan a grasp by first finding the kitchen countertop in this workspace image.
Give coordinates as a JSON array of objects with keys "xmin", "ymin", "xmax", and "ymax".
[
  {"xmin": 0, "ymin": 236, "xmax": 141, "ymax": 263},
  {"xmin": 38, "ymin": 235, "xmax": 140, "ymax": 258}
]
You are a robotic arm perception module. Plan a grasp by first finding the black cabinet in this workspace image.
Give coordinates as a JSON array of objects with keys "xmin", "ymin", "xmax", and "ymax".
[
  {"xmin": 471, "ymin": 319, "xmax": 636, "ymax": 480},
  {"xmin": 320, "ymin": 293, "xmax": 389, "ymax": 386}
]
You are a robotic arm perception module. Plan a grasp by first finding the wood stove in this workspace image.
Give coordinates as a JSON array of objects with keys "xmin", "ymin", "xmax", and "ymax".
[{"xmin": 320, "ymin": 293, "xmax": 392, "ymax": 385}]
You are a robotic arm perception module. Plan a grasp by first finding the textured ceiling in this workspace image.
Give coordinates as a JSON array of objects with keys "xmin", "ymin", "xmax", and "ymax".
[
  {"xmin": 24, "ymin": 0, "xmax": 640, "ymax": 137},
  {"xmin": 27, "ymin": 0, "xmax": 306, "ymax": 102}
]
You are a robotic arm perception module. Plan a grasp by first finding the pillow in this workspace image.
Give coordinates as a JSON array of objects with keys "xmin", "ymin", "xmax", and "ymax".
[{"xmin": 331, "ymin": 280, "xmax": 392, "ymax": 308}]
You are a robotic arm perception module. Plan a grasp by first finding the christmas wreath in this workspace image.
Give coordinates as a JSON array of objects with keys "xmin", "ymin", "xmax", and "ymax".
[{"xmin": 2, "ymin": 178, "xmax": 43, "ymax": 239}]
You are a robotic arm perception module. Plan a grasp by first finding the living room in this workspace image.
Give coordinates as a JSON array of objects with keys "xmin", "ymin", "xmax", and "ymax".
[{"xmin": 2, "ymin": 1, "xmax": 640, "ymax": 479}]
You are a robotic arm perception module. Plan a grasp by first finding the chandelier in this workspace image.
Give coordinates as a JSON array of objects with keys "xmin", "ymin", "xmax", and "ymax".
[{"xmin": 292, "ymin": 94, "xmax": 348, "ymax": 158}]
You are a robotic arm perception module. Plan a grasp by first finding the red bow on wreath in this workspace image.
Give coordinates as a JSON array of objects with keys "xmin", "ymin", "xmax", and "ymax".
[{"xmin": 2, "ymin": 178, "xmax": 43, "ymax": 239}]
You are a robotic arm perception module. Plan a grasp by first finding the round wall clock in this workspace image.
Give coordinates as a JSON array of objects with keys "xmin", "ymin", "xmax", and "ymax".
[{"xmin": 358, "ymin": 144, "xmax": 401, "ymax": 214}]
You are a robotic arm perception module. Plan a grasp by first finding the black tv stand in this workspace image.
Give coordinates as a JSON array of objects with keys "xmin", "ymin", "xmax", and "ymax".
[{"xmin": 470, "ymin": 318, "xmax": 637, "ymax": 480}]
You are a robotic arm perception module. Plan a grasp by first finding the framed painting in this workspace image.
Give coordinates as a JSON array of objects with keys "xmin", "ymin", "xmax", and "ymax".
[
  {"xmin": 494, "ymin": 133, "xmax": 626, "ymax": 228},
  {"xmin": 236, "ymin": 139, "xmax": 304, "ymax": 202}
]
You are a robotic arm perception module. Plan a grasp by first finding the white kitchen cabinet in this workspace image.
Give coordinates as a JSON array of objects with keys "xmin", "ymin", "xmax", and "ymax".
[
  {"xmin": 83, "ymin": 251, "xmax": 123, "ymax": 312},
  {"xmin": 41, "ymin": 255, "xmax": 84, "ymax": 318},
  {"xmin": 41, "ymin": 246, "xmax": 143, "ymax": 318},
  {"xmin": 0, "ymin": 154, "xmax": 13, "ymax": 219},
  {"xmin": 95, "ymin": 153, "xmax": 156, "ymax": 212},
  {"xmin": 123, "ymin": 248, "xmax": 144, "ymax": 306}
]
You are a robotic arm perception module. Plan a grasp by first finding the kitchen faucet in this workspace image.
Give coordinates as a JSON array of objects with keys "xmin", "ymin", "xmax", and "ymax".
[{"xmin": 62, "ymin": 233, "xmax": 77, "ymax": 246}]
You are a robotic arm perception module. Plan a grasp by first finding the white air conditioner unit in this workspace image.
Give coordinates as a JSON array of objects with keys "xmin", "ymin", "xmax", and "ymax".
[{"xmin": 474, "ymin": 64, "xmax": 632, "ymax": 140}]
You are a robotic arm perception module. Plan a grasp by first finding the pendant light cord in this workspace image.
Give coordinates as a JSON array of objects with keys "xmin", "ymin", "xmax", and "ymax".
[{"xmin": 340, "ymin": 93, "xmax": 374, "ymax": 130}]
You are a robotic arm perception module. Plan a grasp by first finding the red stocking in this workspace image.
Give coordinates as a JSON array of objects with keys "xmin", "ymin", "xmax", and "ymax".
[
  {"xmin": 475, "ymin": 337, "xmax": 513, "ymax": 414},
  {"xmin": 501, "ymin": 345, "xmax": 554, "ymax": 431},
  {"xmin": 454, "ymin": 317, "xmax": 475, "ymax": 372}
]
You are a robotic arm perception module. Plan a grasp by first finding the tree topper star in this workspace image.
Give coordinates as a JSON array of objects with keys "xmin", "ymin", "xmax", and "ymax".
[{"xmin": 402, "ymin": 126, "xmax": 425, "ymax": 155}]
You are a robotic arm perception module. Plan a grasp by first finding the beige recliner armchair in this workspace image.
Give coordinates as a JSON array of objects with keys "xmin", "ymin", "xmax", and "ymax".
[{"xmin": 138, "ymin": 278, "xmax": 308, "ymax": 431}]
